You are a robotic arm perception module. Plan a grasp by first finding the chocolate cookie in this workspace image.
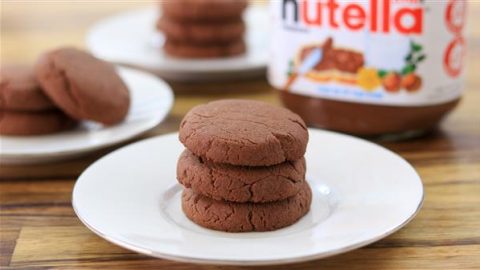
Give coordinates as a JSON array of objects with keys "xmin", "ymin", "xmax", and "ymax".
[
  {"xmin": 35, "ymin": 47, "xmax": 130, "ymax": 125},
  {"xmin": 157, "ymin": 17, "xmax": 245, "ymax": 44},
  {"xmin": 0, "ymin": 110, "xmax": 77, "ymax": 136},
  {"xmin": 177, "ymin": 150, "xmax": 306, "ymax": 202},
  {"xmin": 182, "ymin": 180, "xmax": 312, "ymax": 232},
  {"xmin": 179, "ymin": 99, "xmax": 308, "ymax": 166},
  {"xmin": 0, "ymin": 65, "xmax": 55, "ymax": 111},
  {"xmin": 163, "ymin": 39, "xmax": 246, "ymax": 58},
  {"xmin": 161, "ymin": 0, "xmax": 247, "ymax": 22}
]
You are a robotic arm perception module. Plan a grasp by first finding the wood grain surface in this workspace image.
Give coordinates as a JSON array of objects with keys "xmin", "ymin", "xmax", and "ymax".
[{"xmin": 1, "ymin": 1, "xmax": 480, "ymax": 269}]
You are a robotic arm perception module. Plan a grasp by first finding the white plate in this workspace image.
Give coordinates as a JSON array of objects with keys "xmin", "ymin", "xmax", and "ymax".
[
  {"xmin": 73, "ymin": 129, "xmax": 423, "ymax": 265},
  {"xmin": 0, "ymin": 67, "xmax": 173, "ymax": 164},
  {"xmin": 86, "ymin": 5, "xmax": 268, "ymax": 81}
]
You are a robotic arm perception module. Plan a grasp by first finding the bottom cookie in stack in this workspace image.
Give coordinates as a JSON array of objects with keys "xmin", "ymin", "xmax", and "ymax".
[{"xmin": 182, "ymin": 181, "xmax": 312, "ymax": 232}]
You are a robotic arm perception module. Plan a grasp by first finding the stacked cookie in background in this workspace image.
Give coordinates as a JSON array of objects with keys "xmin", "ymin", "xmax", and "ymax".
[
  {"xmin": 0, "ymin": 48, "xmax": 130, "ymax": 136},
  {"xmin": 157, "ymin": 0, "xmax": 248, "ymax": 58},
  {"xmin": 177, "ymin": 100, "xmax": 311, "ymax": 232}
]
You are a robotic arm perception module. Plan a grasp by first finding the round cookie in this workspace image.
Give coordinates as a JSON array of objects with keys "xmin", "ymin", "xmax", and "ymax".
[
  {"xmin": 0, "ymin": 110, "xmax": 77, "ymax": 136},
  {"xmin": 35, "ymin": 47, "xmax": 130, "ymax": 125},
  {"xmin": 0, "ymin": 65, "xmax": 55, "ymax": 111},
  {"xmin": 157, "ymin": 17, "xmax": 245, "ymax": 44},
  {"xmin": 163, "ymin": 39, "xmax": 246, "ymax": 58},
  {"xmin": 179, "ymin": 99, "xmax": 309, "ymax": 166},
  {"xmin": 182, "ymin": 180, "xmax": 312, "ymax": 232},
  {"xmin": 177, "ymin": 149, "xmax": 306, "ymax": 202},
  {"xmin": 161, "ymin": 0, "xmax": 247, "ymax": 22}
]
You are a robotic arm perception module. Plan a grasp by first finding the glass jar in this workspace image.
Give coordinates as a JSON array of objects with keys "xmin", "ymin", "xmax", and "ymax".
[{"xmin": 268, "ymin": 0, "xmax": 467, "ymax": 138}]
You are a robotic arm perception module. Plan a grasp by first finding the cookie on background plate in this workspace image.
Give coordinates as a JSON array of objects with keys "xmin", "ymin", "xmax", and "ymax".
[
  {"xmin": 179, "ymin": 99, "xmax": 309, "ymax": 166},
  {"xmin": 177, "ymin": 150, "xmax": 306, "ymax": 203},
  {"xmin": 157, "ymin": 17, "xmax": 245, "ymax": 44},
  {"xmin": 161, "ymin": 0, "xmax": 248, "ymax": 22},
  {"xmin": 0, "ymin": 110, "xmax": 77, "ymax": 136},
  {"xmin": 0, "ymin": 65, "xmax": 55, "ymax": 111},
  {"xmin": 182, "ymin": 180, "xmax": 312, "ymax": 232},
  {"xmin": 163, "ymin": 39, "xmax": 246, "ymax": 58},
  {"xmin": 35, "ymin": 47, "xmax": 130, "ymax": 125}
]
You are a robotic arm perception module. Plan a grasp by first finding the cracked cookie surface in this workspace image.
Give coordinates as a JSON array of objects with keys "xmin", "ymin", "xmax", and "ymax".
[
  {"xmin": 177, "ymin": 149, "xmax": 306, "ymax": 202},
  {"xmin": 179, "ymin": 99, "xmax": 308, "ymax": 166},
  {"xmin": 35, "ymin": 47, "xmax": 130, "ymax": 125},
  {"xmin": 181, "ymin": 180, "xmax": 312, "ymax": 232}
]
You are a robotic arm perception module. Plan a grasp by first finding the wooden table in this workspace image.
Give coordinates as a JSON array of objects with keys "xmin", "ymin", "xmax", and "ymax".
[{"xmin": 1, "ymin": 1, "xmax": 479, "ymax": 269}]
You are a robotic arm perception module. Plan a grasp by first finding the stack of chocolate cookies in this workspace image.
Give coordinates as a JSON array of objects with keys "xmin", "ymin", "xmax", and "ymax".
[
  {"xmin": 157, "ymin": 0, "xmax": 248, "ymax": 58},
  {"xmin": 0, "ymin": 48, "xmax": 130, "ymax": 136},
  {"xmin": 177, "ymin": 99, "xmax": 311, "ymax": 232}
]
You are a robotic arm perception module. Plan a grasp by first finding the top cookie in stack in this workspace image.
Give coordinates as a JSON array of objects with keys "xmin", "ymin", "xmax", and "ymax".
[
  {"xmin": 179, "ymin": 99, "xmax": 308, "ymax": 167},
  {"xmin": 157, "ymin": 0, "xmax": 248, "ymax": 58}
]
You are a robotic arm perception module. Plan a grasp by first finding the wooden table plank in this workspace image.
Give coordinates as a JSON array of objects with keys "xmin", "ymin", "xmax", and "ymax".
[
  {"xmin": 7, "ymin": 245, "xmax": 480, "ymax": 270},
  {"xmin": 9, "ymin": 226, "xmax": 480, "ymax": 269},
  {"xmin": 0, "ymin": 227, "xmax": 21, "ymax": 267}
]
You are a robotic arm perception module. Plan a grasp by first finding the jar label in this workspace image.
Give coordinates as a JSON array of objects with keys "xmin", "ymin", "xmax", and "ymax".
[{"xmin": 268, "ymin": 0, "xmax": 467, "ymax": 106}]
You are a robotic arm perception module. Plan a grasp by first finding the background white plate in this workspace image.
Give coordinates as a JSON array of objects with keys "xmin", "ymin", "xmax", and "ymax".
[
  {"xmin": 0, "ymin": 67, "xmax": 173, "ymax": 164},
  {"xmin": 73, "ymin": 129, "xmax": 423, "ymax": 265},
  {"xmin": 86, "ymin": 5, "xmax": 268, "ymax": 81}
]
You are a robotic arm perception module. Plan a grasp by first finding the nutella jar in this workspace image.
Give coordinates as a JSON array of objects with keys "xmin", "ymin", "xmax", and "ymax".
[{"xmin": 268, "ymin": 0, "xmax": 467, "ymax": 138}]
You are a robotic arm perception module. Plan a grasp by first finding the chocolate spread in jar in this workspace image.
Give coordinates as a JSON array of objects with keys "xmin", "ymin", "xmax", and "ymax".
[{"xmin": 269, "ymin": 0, "xmax": 467, "ymax": 137}]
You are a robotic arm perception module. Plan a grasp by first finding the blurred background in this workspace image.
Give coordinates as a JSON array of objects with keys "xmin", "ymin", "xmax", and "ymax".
[
  {"xmin": 1, "ymin": 0, "xmax": 479, "ymax": 109},
  {"xmin": 1, "ymin": 1, "xmax": 282, "ymax": 132},
  {"xmin": 1, "ymin": 1, "xmax": 478, "ymax": 67}
]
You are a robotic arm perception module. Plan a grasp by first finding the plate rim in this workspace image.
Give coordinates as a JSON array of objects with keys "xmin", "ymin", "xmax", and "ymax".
[
  {"xmin": 72, "ymin": 129, "xmax": 424, "ymax": 265},
  {"xmin": 73, "ymin": 197, "xmax": 424, "ymax": 266},
  {"xmin": 0, "ymin": 67, "xmax": 174, "ymax": 162}
]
